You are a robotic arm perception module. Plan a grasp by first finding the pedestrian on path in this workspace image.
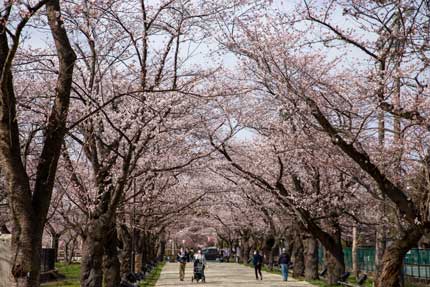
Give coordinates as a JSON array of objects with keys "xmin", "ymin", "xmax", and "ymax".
[
  {"xmin": 279, "ymin": 248, "xmax": 290, "ymax": 281},
  {"xmin": 177, "ymin": 248, "xmax": 189, "ymax": 281},
  {"xmin": 252, "ymin": 250, "xmax": 263, "ymax": 280},
  {"xmin": 194, "ymin": 249, "xmax": 207, "ymax": 266},
  {"xmin": 194, "ymin": 249, "xmax": 207, "ymax": 274}
]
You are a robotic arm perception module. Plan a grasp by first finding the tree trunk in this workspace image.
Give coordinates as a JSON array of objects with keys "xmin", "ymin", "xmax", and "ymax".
[
  {"xmin": 377, "ymin": 227, "xmax": 423, "ymax": 287},
  {"xmin": 157, "ymin": 238, "xmax": 166, "ymax": 261},
  {"xmin": 241, "ymin": 238, "xmax": 250, "ymax": 264},
  {"xmin": 375, "ymin": 223, "xmax": 387, "ymax": 282},
  {"xmin": 352, "ymin": 225, "xmax": 359, "ymax": 278},
  {"xmin": 318, "ymin": 220, "xmax": 345, "ymax": 285},
  {"xmin": 64, "ymin": 237, "xmax": 77, "ymax": 264},
  {"xmin": 11, "ymin": 217, "xmax": 43, "ymax": 287},
  {"xmin": 325, "ymin": 248, "xmax": 344, "ymax": 285},
  {"xmin": 303, "ymin": 235, "xmax": 318, "ymax": 280},
  {"xmin": 140, "ymin": 231, "xmax": 150, "ymax": 266},
  {"xmin": 287, "ymin": 236, "xmax": 294, "ymax": 260},
  {"xmin": 51, "ymin": 233, "xmax": 60, "ymax": 262},
  {"xmin": 292, "ymin": 236, "xmax": 305, "ymax": 278},
  {"xmin": 64, "ymin": 240, "xmax": 70, "ymax": 264},
  {"xmin": 291, "ymin": 222, "xmax": 305, "ymax": 278},
  {"xmin": 263, "ymin": 235, "xmax": 275, "ymax": 267},
  {"xmin": 135, "ymin": 254, "xmax": 143, "ymax": 272},
  {"xmin": 118, "ymin": 224, "xmax": 132, "ymax": 277},
  {"xmin": 80, "ymin": 217, "xmax": 109, "ymax": 287},
  {"xmin": 269, "ymin": 241, "xmax": 278, "ymax": 270},
  {"xmin": 374, "ymin": 54, "xmax": 387, "ymax": 286},
  {"xmin": 103, "ymin": 222, "xmax": 120, "ymax": 287},
  {"xmin": 2, "ymin": 0, "xmax": 76, "ymax": 285}
]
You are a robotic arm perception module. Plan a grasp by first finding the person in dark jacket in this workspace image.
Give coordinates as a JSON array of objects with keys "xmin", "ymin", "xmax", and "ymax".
[
  {"xmin": 278, "ymin": 248, "xmax": 290, "ymax": 281},
  {"xmin": 177, "ymin": 248, "xmax": 189, "ymax": 281},
  {"xmin": 252, "ymin": 250, "xmax": 263, "ymax": 280}
]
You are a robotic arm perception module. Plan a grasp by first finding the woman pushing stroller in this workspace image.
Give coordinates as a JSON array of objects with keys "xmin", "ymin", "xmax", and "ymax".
[{"xmin": 192, "ymin": 249, "xmax": 206, "ymax": 282}]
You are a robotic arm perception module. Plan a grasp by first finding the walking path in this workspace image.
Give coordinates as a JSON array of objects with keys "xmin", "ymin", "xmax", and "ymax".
[{"xmin": 155, "ymin": 262, "xmax": 317, "ymax": 287}]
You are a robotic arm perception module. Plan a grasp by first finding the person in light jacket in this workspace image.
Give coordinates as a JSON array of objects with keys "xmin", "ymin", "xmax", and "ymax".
[{"xmin": 194, "ymin": 249, "xmax": 207, "ymax": 266}]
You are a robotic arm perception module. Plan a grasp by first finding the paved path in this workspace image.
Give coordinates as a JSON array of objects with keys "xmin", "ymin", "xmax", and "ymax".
[{"xmin": 155, "ymin": 262, "xmax": 316, "ymax": 286}]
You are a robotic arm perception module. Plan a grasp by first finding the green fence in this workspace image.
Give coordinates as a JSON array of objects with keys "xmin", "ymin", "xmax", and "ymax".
[
  {"xmin": 344, "ymin": 247, "xmax": 375, "ymax": 273},
  {"xmin": 404, "ymin": 249, "xmax": 430, "ymax": 279},
  {"xmin": 320, "ymin": 247, "xmax": 430, "ymax": 279}
]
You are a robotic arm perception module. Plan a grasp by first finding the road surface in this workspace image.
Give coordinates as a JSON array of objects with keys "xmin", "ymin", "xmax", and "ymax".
[{"xmin": 155, "ymin": 262, "xmax": 316, "ymax": 286}]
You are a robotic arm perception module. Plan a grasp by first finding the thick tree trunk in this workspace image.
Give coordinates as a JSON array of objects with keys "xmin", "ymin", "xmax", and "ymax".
[
  {"xmin": 317, "ymin": 221, "xmax": 345, "ymax": 285},
  {"xmin": 103, "ymin": 222, "xmax": 120, "ymax": 287},
  {"xmin": 11, "ymin": 218, "xmax": 43, "ymax": 287},
  {"xmin": 157, "ymin": 238, "xmax": 166, "ymax": 261},
  {"xmin": 241, "ymin": 239, "xmax": 250, "ymax": 264},
  {"xmin": 3, "ymin": 0, "xmax": 76, "ymax": 285},
  {"xmin": 292, "ymin": 236, "xmax": 305, "ymax": 278},
  {"xmin": 263, "ymin": 235, "xmax": 275, "ymax": 267},
  {"xmin": 377, "ymin": 227, "xmax": 423, "ymax": 287},
  {"xmin": 269, "ymin": 241, "xmax": 278, "ymax": 270},
  {"xmin": 287, "ymin": 179, "xmax": 344, "ymax": 282},
  {"xmin": 291, "ymin": 222, "xmax": 305, "ymax": 278},
  {"xmin": 149, "ymin": 234, "xmax": 157, "ymax": 262},
  {"xmin": 118, "ymin": 225, "xmax": 132, "ymax": 277},
  {"xmin": 80, "ymin": 217, "xmax": 109, "ymax": 287},
  {"xmin": 140, "ymin": 231, "xmax": 151, "ymax": 266},
  {"xmin": 303, "ymin": 236, "xmax": 318, "ymax": 280},
  {"xmin": 325, "ymin": 248, "xmax": 344, "ymax": 285},
  {"xmin": 135, "ymin": 254, "xmax": 143, "ymax": 272}
]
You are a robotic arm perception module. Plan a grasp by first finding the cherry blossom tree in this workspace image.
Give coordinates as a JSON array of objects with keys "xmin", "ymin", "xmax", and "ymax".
[
  {"xmin": 0, "ymin": 1, "xmax": 76, "ymax": 286},
  {"xmin": 212, "ymin": 1, "xmax": 430, "ymax": 286}
]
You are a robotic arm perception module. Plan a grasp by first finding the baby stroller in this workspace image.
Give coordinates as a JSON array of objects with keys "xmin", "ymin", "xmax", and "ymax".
[{"xmin": 191, "ymin": 259, "xmax": 206, "ymax": 283}]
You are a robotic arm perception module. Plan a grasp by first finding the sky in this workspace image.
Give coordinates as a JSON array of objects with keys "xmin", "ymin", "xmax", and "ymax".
[{"xmin": 20, "ymin": 0, "xmax": 374, "ymax": 142}]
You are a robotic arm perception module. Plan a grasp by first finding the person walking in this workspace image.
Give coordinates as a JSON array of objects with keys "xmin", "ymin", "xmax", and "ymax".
[
  {"xmin": 224, "ymin": 248, "xmax": 230, "ymax": 262},
  {"xmin": 193, "ymin": 249, "xmax": 207, "ymax": 282},
  {"xmin": 252, "ymin": 250, "xmax": 263, "ymax": 280},
  {"xmin": 177, "ymin": 248, "xmax": 189, "ymax": 281},
  {"xmin": 194, "ymin": 249, "xmax": 207, "ymax": 272},
  {"xmin": 186, "ymin": 248, "xmax": 191, "ymax": 262},
  {"xmin": 189, "ymin": 248, "xmax": 195, "ymax": 261},
  {"xmin": 279, "ymin": 248, "xmax": 291, "ymax": 281}
]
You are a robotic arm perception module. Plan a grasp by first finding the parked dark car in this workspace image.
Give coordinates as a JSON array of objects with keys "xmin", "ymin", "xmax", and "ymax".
[{"xmin": 202, "ymin": 247, "xmax": 219, "ymax": 261}]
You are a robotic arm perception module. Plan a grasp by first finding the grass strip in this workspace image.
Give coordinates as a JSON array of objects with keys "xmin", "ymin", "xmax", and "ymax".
[
  {"xmin": 140, "ymin": 262, "xmax": 165, "ymax": 287},
  {"xmin": 42, "ymin": 261, "xmax": 166, "ymax": 287},
  {"xmin": 41, "ymin": 262, "xmax": 80, "ymax": 287}
]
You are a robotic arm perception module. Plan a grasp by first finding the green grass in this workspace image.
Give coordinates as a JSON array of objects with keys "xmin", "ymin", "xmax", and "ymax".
[
  {"xmin": 41, "ymin": 262, "xmax": 80, "ymax": 287},
  {"xmin": 308, "ymin": 276, "xmax": 373, "ymax": 287},
  {"xmin": 41, "ymin": 261, "xmax": 165, "ymax": 287},
  {"xmin": 139, "ymin": 262, "xmax": 165, "ymax": 287}
]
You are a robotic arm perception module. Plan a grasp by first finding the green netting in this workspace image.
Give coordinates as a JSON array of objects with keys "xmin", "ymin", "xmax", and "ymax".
[
  {"xmin": 319, "ymin": 247, "xmax": 430, "ymax": 279},
  {"xmin": 404, "ymin": 249, "xmax": 430, "ymax": 278},
  {"xmin": 343, "ymin": 247, "xmax": 375, "ymax": 272},
  {"xmin": 318, "ymin": 246, "xmax": 324, "ymax": 265},
  {"xmin": 405, "ymin": 249, "xmax": 430, "ymax": 265}
]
